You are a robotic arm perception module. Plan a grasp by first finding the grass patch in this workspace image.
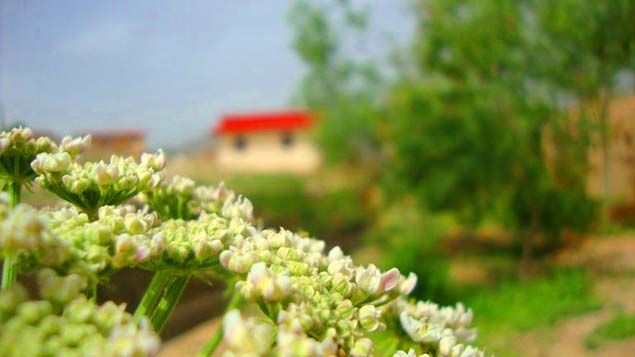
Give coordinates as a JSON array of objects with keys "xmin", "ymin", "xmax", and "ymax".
[
  {"xmin": 466, "ymin": 268, "xmax": 601, "ymax": 356},
  {"xmin": 585, "ymin": 312, "xmax": 635, "ymax": 349}
]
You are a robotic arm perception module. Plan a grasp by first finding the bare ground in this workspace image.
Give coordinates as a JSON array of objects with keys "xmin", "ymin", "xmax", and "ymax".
[{"xmin": 516, "ymin": 235, "xmax": 635, "ymax": 357}]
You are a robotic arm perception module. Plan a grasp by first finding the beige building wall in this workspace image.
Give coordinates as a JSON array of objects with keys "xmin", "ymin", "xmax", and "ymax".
[
  {"xmin": 586, "ymin": 96, "xmax": 635, "ymax": 202},
  {"xmin": 216, "ymin": 131, "xmax": 322, "ymax": 174},
  {"xmin": 84, "ymin": 136, "xmax": 146, "ymax": 162}
]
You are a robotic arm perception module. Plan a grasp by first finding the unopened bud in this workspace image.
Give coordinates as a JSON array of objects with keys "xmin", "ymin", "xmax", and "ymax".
[{"xmin": 350, "ymin": 338, "xmax": 374, "ymax": 357}]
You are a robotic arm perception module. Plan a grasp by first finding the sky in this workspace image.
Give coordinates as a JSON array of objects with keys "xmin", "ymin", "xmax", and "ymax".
[{"xmin": 0, "ymin": 0, "xmax": 414, "ymax": 149}]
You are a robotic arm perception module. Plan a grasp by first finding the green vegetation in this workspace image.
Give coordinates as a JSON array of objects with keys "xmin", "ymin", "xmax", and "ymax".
[
  {"xmin": 286, "ymin": 0, "xmax": 635, "ymax": 279},
  {"xmin": 585, "ymin": 312, "xmax": 635, "ymax": 349},
  {"xmin": 468, "ymin": 268, "xmax": 601, "ymax": 354},
  {"xmin": 219, "ymin": 174, "xmax": 369, "ymax": 248},
  {"xmin": 363, "ymin": 199, "xmax": 455, "ymax": 303},
  {"xmin": 469, "ymin": 268, "xmax": 601, "ymax": 332}
]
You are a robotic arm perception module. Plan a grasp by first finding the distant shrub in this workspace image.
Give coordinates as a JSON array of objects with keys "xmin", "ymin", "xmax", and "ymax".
[{"xmin": 364, "ymin": 198, "xmax": 455, "ymax": 303}]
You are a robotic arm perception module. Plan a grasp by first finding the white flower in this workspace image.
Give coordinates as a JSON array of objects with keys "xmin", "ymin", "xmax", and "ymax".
[
  {"xmin": 222, "ymin": 310, "xmax": 273, "ymax": 355},
  {"xmin": 141, "ymin": 149, "xmax": 166, "ymax": 171},
  {"xmin": 400, "ymin": 272, "xmax": 418, "ymax": 295},
  {"xmin": 60, "ymin": 135, "xmax": 91, "ymax": 155},
  {"xmin": 350, "ymin": 337, "xmax": 374, "ymax": 356}
]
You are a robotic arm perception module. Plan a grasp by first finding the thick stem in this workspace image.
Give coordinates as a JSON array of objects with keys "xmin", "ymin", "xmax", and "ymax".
[
  {"xmin": 1, "ymin": 253, "xmax": 17, "ymax": 290},
  {"xmin": 150, "ymin": 274, "xmax": 190, "ymax": 333},
  {"xmin": 83, "ymin": 208, "xmax": 99, "ymax": 222},
  {"xmin": 134, "ymin": 271, "xmax": 173, "ymax": 321},
  {"xmin": 8, "ymin": 182, "xmax": 20, "ymax": 209},
  {"xmin": 199, "ymin": 293, "xmax": 242, "ymax": 357},
  {"xmin": 599, "ymin": 88, "xmax": 611, "ymax": 226},
  {"xmin": 2, "ymin": 182, "xmax": 21, "ymax": 290},
  {"xmin": 87, "ymin": 284, "xmax": 98, "ymax": 302},
  {"xmin": 520, "ymin": 210, "xmax": 539, "ymax": 279}
]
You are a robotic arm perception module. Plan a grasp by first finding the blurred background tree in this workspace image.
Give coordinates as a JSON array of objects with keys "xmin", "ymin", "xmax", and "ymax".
[
  {"xmin": 388, "ymin": 0, "xmax": 600, "ymax": 274},
  {"xmin": 289, "ymin": 0, "xmax": 384, "ymax": 165},
  {"xmin": 288, "ymin": 0, "xmax": 624, "ymax": 279}
]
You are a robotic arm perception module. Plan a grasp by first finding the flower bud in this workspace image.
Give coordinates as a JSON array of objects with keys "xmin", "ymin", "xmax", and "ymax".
[
  {"xmin": 39, "ymin": 269, "xmax": 87, "ymax": 305},
  {"xmin": 32, "ymin": 152, "xmax": 72, "ymax": 173},
  {"xmin": 380, "ymin": 268, "xmax": 401, "ymax": 292},
  {"xmin": 358, "ymin": 305, "xmax": 382, "ymax": 332},
  {"xmin": 36, "ymin": 136, "xmax": 57, "ymax": 152},
  {"xmin": 124, "ymin": 214, "xmax": 148, "ymax": 234},
  {"xmin": 64, "ymin": 299, "xmax": 95, "ymax": 323},
  {"xmin": 0, "ymin": 137, "xmax": 9, "ymax": 154},
  {"xmin": 117, "ymin": 175, "xmax": 138, "ymax": 191},
  {"xmin": 327, "ymin": 246, "xmax": 344, "ymax": 262},
  {"xmin": 350, "ymin": 338, "xmax": 374, "ymax": 357},
  {"xmin": 17, "ymin": 300, "xmax": 53, "ymax": 324},
  {"xmin": 355, "ymin": 265, "xmax": 381, "ymax": 296},
  {"xmin": 400, "ymin": 272, "xmax": 418, "ymax": 295},
  {"xmin": 173, "ymin": 175, "xmax": 195, "ymax": 194},
  {"xmin": 61, "ymin": 135, "xmax": 92, "ymax": 156},
  {"xmin": 141, "ymin": 149, "xmax": 166, "ymax": 171}
]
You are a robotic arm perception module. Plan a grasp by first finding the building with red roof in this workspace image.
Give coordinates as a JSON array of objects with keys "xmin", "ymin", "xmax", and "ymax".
[{"xmin": 212, "ymin": 110, "xmax": 321, "ymax": 173}]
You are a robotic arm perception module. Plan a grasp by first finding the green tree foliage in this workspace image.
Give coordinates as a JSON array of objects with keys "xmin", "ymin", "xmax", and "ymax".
[
  {"xmin": 288, "ymin": 0, "xmax": 635, "ymax": 272},
  {"xmin": 288, "ymin": 0, "xmax": 383, "ymax": 164},
  {"xmin": 387, "ymin": 0, "xmax": 601, "ymax": 268}
]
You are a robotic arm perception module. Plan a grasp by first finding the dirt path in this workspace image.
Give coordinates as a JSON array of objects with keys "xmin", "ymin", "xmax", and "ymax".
[
  {"xmin": 517, "ymin": 236, "xmax": 635, "ymax": 357},
  {"xmin": 160, "ymin": 319, "xmax": 223, "ymax": 357}
]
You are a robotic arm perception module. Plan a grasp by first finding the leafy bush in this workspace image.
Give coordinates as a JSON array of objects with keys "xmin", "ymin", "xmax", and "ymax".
[
  {"xmin": 363, "ymin": 198, "xmax": 455, "ymax": 303},
  {"xmin": 224, "ymin": 174, "xmax": 368, "ymax": 248}
]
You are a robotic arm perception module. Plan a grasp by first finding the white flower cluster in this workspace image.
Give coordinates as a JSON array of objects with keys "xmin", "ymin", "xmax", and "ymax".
[
  {"xmin": 43, "ymin": 205, "xmax": 162, "ymax": 276},
  {"xmin": 219, "ymin": 228, "xmax": 421, "ymax": 355},
  {"xmin": 222, "ymin": 309, "xmax": 341, "ymax": 357},
  {"xmin": 0, "ymin": 127, "xmax": 87, "ymax": 186},
  {"xmin": 396, "ymin": 300, "xmax": 485, "ymax": 357},
  {"xmin": 32, "ymin": 150, "xmax": 166, "ymax": 219},
  {"xmin": 142, "ymin": 213, "xmax": 254, "ymax": 271},
  {"xmin": 394, "ymin": 346, "xmax": 484, "ymax": 357},
  {"xmin": 0, "ymin": 199, "xmax": 73, "ymax": 270},
  {"xmin": 216, "ymin": 225, "xmax": 488, "ymax": 356},
  {"xmin": 0, "ymin": 273, "xmax": 159, "ymax": 356},
  {"xmin": 140, "ymin": 177, "xmax": 254, "ymax": 222},
  {"xmin": 139, "ymin": 175, "xmax": 198, "ymax": 220},
  {"xmin": 0, "ymin": 127, "xmax": 58, "ymax": 157},
  {"xmin": 0, "ymin": 127, "xmax": 57, "ymax": 154},
  {"xmin": 0, "ymin": 128, "xmax": 490, "ymax": 356},
  {"xmin": 39, "ymin": 196, "xmax": 254, "ymax": 275}
]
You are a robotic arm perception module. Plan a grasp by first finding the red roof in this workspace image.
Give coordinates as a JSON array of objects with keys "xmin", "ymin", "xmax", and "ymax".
[{"xmin": 214, "ymin": 111, "xmax": 314, "ymax": 135}]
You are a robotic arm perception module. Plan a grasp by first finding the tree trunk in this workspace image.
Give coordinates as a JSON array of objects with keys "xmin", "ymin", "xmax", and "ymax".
[
  {"xmin": 599, "ymin": 88, "xmax": 612, "ymax": 226},
  {"xmin": 520, "ymin": 210, "xmax": 540, "ymax": 279}
]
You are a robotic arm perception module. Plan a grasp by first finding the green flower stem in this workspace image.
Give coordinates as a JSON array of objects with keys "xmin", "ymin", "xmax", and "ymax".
[
  {"xmin": 149, "ymin": 273, "xmax": 190, "ymax": 333},
  {"xmin": 134, "ymin": 271, "xmax": 173, "ymax": 321},
  {"xmin": 2, "ymin": 182, "xmax": 21, "ymax": 290},
  {"xmin": 87, "ymin": 284, "xmax": 98, "ymax": 302},
  {"xmin": 1, "ymin": 253, "xmax": 17, "ymax": 290},
  {"xmin": 199, "ymin": 293, "xmax": 242, "ymax": 357},
  {"xmin": 84, "ymin": 208, "xmax": 99, "ymax": 222}
]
